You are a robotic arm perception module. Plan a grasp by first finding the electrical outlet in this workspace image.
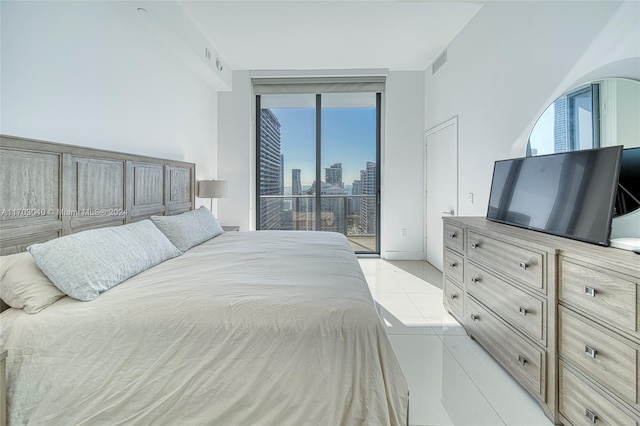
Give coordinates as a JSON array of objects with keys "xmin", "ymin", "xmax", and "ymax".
[
  {"xmin": 401, "ymin": 228, "xmax": 407, "ymax": 237},
  {"xmin": 468, "ymin": 192, "xmax": 474, "ymax": 204}
]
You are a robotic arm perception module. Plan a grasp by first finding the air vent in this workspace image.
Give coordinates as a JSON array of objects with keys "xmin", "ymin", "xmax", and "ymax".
[{"xmin": 432, "ymin": 50, "xmax": 447, "ymax": 75}]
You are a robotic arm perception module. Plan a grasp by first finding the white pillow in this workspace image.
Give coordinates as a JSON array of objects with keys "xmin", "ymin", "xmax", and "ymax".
[
  {"xmin": 28, "ymin": 220, "xmax": 182, "ymax": 301},
  {"xmin": 150, "ymin": 206, "xmax": 223, "ymax": 252},
  {"xmin": 0, "ymin": 252, "xmax": 66, "ymax": 313}
]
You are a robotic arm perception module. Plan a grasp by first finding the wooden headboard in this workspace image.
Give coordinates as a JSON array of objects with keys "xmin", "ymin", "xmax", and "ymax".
[{"xmin": 0, "ymin": 135, "xmax": 196, "ymax": 256}]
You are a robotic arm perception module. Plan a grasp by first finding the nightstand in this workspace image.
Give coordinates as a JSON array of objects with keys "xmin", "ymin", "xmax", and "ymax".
[{"xmin": 222, "ymin": 226, "xmax": 239, "ymax": 232}]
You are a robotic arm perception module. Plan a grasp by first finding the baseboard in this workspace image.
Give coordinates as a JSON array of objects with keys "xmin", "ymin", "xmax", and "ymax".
[{"xmin": 383, "ymin": 251, "xmax": 425, "ymax": 260}]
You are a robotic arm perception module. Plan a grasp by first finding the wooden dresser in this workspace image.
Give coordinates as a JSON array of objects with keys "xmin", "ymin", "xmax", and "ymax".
[{"xmin": 442, "ymin": 217, "xmax": 640, "ymax": 425}]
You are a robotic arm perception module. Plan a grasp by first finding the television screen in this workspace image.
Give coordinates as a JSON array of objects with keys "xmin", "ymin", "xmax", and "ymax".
[
  {"xmin": 487, "ymin": 145, "xmax": 623, "ymax": 246},
  {"xmin": 614, "ymin": 147, "xmax": 640, "ymax": 218}
]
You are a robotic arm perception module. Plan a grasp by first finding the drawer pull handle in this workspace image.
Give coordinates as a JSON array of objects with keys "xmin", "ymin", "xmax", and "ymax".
[
  {"xmin": 471, "ymin": 242, "xmax": 479, "ymax": 249},
  {"xmin": 585, "ymin": 408, "xmax": 598, "ymax": 423},
  {"xmin": 519, "ymin": 307, "xmax": 527, "ymax": 316},
  {"xmin": 448, "ymin": 262, "xmax": 456, "ymax": 268},
  {"xmin": 584, "ymin": 286, "xmax": 597, "ymax": 297},
  {"xmin": 470, "ymin": 277, "xmax": 480, "ymax": 284},
  {"xmin": 519, "ymin": 261, "xmax": 528, "ymax": 270},
  {"xmin": 448, "ymin": 232, "xmax": 456, "ymax": 239},
  {"xmin": 518, "ymin": 355, "xmax": 527, "ymax": 366},
  {"xmin": 470, "ymin": 314, "xmax": 478, "ymax": 321},
  {"xmin": 450, "ymin": 294, "xmax": 458, "ymax": 300},
  {"xmin": 585, "ymin": 345, "xmax": 598, "ymax": 359}
]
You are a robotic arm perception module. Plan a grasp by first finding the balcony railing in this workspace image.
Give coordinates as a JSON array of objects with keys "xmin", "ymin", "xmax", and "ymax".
[{"xmin": 259, "ymin": 194, "xmax": 377, "ymax": 253}]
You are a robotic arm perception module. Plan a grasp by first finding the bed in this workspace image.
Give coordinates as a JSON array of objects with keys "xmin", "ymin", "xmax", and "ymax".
[{"xmin": 0, "ymin": 136, "xmax": 409, "ymax": 425}]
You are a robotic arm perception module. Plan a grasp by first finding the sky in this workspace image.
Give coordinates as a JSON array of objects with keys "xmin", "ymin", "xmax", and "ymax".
[
  {"xmin": 270, "ymin": 106, "xmax": 377, "ymax": 189},
  {"xmin": 528, "ymin": 104, "xmax": 555, "ymax": 156}
]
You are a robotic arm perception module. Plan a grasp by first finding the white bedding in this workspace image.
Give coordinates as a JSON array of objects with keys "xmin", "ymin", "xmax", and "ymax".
[{"xmin": 1, "ymin": 231, "xmax": 409, "ymax": 425}]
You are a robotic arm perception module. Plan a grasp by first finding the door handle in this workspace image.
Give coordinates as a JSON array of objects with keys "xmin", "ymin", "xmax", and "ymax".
[{"xmin": 442, "ymin": 209, "xmax": 454, "ymax": 215}]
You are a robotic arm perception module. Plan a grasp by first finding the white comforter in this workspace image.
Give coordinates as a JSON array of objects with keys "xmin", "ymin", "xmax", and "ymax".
[{"xmin": 1, "ymin": 231, "xmax": 409, "ymax": 425}]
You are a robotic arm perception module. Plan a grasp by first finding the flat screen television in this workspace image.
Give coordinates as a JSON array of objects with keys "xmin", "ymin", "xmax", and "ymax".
[{"xmin": 487, "ymin": 145, "xmax": 623, "ymax": 246}]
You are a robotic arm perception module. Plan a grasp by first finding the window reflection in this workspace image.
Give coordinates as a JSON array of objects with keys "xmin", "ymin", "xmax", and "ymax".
[{"xmin": 527, "ymin": 79, "xmax": 640, "ymax": 156}]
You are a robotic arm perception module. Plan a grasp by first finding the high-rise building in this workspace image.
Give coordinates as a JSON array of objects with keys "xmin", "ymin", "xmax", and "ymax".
[
  {"xmin": 280, "ymin": 153, "xmax": 285, "ymax": 195},
  {"xmin": 306, "ymin": 180, "xmax": 346, "ymax": 233},
  {"xmin": 259, "ymin": 109, "xmax": 283, "ymax": 230},
  {"xmin": 322, "ymin": 164, "xmax": 345, "ymax": 232},
  {"xmin": 350, "ymin": 179, "xmax": 361, "ymax": 215},
  {"xmin": 325, "ymin": 163, "xmax": 343, "ymax": 188},
  {"xmin": 290, "ymin": 168, "xmax": 303, "ymax": 230},
  {"xmin": 360, "ymin": 161, "xmax": 376, "ymax": 234},
  {"xmin": 292, "ymin": 169, "xmax": 302, "ymax": 195},
  {"xmin": 554, "ymin": 97, "xmax": 568, "ymax": 153}
]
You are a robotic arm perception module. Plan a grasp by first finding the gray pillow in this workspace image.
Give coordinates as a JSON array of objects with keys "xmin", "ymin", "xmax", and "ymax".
[
  {"xmin": 0, "ymin": 252, "xmax": 65, "ymax": 313},
  {"xmin": 27, "ymin": 220, "xmax": 182, "ymax": 301},
  {"xmin": 150, "ymin": 206, "xmax": 223, "ymax": 252}
]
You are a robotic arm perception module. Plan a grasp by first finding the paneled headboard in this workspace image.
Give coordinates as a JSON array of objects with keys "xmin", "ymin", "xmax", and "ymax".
[{"xmin": 0, "ymin": 135, "xmax": 196, "ymax": 256}]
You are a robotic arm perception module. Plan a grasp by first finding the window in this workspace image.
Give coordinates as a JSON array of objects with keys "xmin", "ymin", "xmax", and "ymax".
[{"xmin": 255, "ymin": 81, "xmax": 382, "ymax": 254}]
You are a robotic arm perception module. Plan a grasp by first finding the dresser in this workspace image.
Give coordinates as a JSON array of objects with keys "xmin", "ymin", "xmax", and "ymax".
[{"xmin": 442, "ymin": 217, "xmax": 640, "ymax": 425}]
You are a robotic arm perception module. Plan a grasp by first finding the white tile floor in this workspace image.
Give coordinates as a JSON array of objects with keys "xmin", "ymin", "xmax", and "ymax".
[{"xmin": 358, "ymin": 259, "xmax": 552, "ymax": 426}]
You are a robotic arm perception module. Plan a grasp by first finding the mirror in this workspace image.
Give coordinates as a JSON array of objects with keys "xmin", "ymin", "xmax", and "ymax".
[
  {"xmin": 527, "ymin": 78, "xmax": 640, "ymax": 242},
  {"xmin": 527, "ymin": 78, "xmax": 640, "ymax": 156}
]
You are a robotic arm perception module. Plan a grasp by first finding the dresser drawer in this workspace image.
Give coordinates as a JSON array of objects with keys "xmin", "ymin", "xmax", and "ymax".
[
  {"xmin": 467, "ymin": 231, "xmax": 544, "ymax": 291},
  {"xmin": 444, "ymin": 222, "xmax": 464, "ymax": 253},
  {"xmin": 559, "ymin": 307, "xmax": 638, "ymax": 406},
  {"xmin": 466, "ymin": 297, "xmax": 545, "ymax": 400},
  {"xmin": 444, "ymin": 249, "xmax": 464, "ymax": 285},
  {"xmin": 467, "ymin": 262, "xmax": 545, "ymax": 343},
  {"xmin": 559, "ymin": 259, "xmax": 638, "ymax": 336},
  {"xmin": 443, "ymin": 279, "xmax": 464, "ymax": 321},
  {"xmin": 560, "ymin": 363, "xmax": 637, "ymax": 426}
]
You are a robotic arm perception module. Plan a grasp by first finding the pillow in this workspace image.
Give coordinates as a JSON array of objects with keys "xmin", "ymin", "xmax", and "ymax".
[
  {"xmin": 27, "ymin": 220, "xmax": 182, "ymax": 301},
  {"xmin": 0, "ymin": 252, "xmax": 65, "ymax": 313},
  {"xmin": 150, "ymin": 206, "xmax": 223, "ymax": 252}
]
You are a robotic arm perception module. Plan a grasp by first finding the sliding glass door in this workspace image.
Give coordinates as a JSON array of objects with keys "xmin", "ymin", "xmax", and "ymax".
[{"xmin": 256, "ymin": 92, "xmax": 381, "ymax": 254}]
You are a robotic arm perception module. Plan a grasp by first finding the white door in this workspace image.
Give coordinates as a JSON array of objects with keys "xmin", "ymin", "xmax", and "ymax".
[{"xmin": 425, "ymin": 117, "xmax": 458, "ymax": 271}]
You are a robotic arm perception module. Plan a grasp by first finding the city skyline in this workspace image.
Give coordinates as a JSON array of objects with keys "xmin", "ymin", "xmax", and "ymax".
[
  {"xmin": 259, "ymin": 106, "xmax": 378, "ymax": 240},
  {"xmin": 271, "ymin": 106, "xmax": 376, "ymax": 188}
]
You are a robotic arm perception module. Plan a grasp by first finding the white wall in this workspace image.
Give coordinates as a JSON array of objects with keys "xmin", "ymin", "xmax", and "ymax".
[
  {"xmin": 425, "ymin": 1, "xmax": 640, "ymax": 222},
  {"xmin": 217, "ymin": 71, "xmax": 426, "ymax": 257},
  {"xmin": 1, "ymin": 1, "xmax": 221, "ymax": 208},
  {"xmin": 383, "ymin": 72, "xmax": 425, "ymax": 259},
  {"xmin": 217, "ymin": 71, "xmax": 253, "ymax": 230}
]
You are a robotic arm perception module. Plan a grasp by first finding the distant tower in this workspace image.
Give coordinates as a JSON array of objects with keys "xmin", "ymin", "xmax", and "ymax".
[
  {"xmin": 314, "ymin": 180, "xmax": 346, "ymax": 233},
  {"xmin": 351, "ymin": 179, "xmax": 361, "ymax": 215},
  {"xmin": 280, "ymin": 153, "xmax": 285, "ymax": 195},
  {"xmin": 292, "ymin": 169, "xmax": 302, "ymax": 195},
  {"xmin": 554, "ymin": 97, "xmax": 568, "ymax": 153},
  {"xmin": 360, "ymin": 162, "xmax": 376, "ymax": 234},
  {"xmin": 325, "ymin": 163, "xmax": 343, "ymax": 188}
]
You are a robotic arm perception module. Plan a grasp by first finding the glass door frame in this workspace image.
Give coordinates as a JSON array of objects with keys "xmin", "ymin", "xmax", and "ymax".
[
  {"xmin": 255, "ymin": 92, "xmax": 381, "ymax": 255},
  {"xmin": 567, "ymin": 83, "xmax": 601, "ymax": 151}
]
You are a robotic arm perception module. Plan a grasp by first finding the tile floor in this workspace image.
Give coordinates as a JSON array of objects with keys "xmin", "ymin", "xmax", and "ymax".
[{"xmin": 358, "ymin": 259, "xmax": 552, "ymax": 426}]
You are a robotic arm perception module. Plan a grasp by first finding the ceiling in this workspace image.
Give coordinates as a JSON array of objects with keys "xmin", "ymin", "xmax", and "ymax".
[{"xmin": 180, "ymin": 1, "xmax": 485, "ymax": 71}]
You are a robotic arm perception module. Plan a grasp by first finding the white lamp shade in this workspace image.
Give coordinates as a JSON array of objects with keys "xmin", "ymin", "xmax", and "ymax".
[{"xmin": 197, "ymin": 180, "xmax": 228, "ymax": 198}]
